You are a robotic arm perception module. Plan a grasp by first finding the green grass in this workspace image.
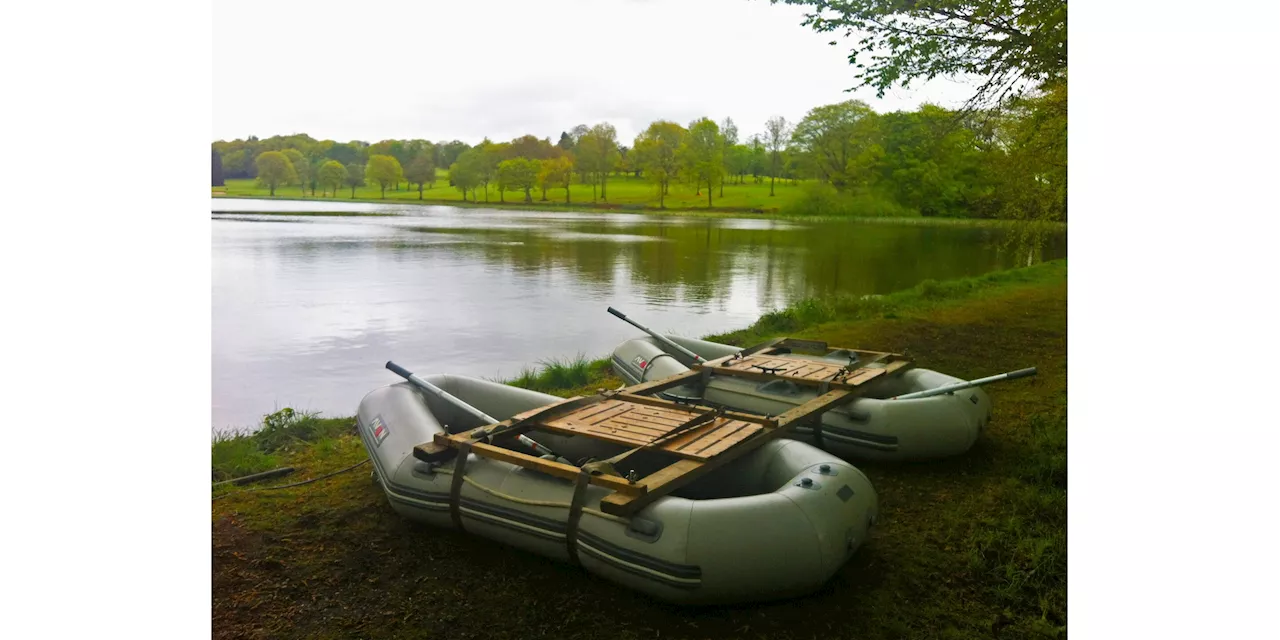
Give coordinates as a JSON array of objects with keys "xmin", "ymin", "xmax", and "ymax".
[
  {"xmin": 211, "ymin": 408, "xmax": 354, "ymax": 483},
  {"xmin": 213, "ymin": 260, "xmax": 1067, "ymax": 639},
  {"xmin": 503, "ymin": 354, "xmax": 613, "ymax": 395},
  {"xmin": 210, "ymin": 210, "xmax": 400, "ymax": 217},
  {"xmin": 217, "ymin": 175, "xmax": 841, "ymax": 214},
  {"xmin": 214, "ymin": 177, "xmax": 1066, "ymax": 229}
]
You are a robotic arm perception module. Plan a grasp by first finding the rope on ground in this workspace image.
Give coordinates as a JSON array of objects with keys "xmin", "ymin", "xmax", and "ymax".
[{"xmin": 212, "ymin": 459, "xmax": 368, "ymax": 501}]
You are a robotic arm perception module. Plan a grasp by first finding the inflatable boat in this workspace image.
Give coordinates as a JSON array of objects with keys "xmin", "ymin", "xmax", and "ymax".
[
  {"xmin": 611, "ymin": 335, "xmax": 993, "ymax": 461},
  {"xmin": 356, "ymin": 374, "xmax": 879, "ymax": 605}
]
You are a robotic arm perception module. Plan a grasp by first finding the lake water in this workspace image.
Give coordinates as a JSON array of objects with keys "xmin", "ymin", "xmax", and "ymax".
[{"xmin": 212, "ymin": 198, "xmax": 1065, "ymax": 430}]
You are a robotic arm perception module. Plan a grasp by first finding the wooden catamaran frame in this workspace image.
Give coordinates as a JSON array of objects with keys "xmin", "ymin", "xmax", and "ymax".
[{"xmin": 413, "ymin": 338, "xmax": 912, "ymax": 517}]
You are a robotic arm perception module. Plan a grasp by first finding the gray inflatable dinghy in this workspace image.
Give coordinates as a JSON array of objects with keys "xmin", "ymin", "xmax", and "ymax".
[
  {"xmin": 612, "ymin": 335, "xmax": 993, "ymax": 461},
  {"xmin": 357, "ymin": 374, "xmax": 879, "ymax": 605}
]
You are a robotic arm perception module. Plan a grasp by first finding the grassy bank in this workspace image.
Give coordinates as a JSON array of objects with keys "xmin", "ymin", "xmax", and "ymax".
[
  {"xmin": 215, "ymin": 175, "xmax": 808, "ymax": 214},
  {"xmin": 216, "ymin": 175, "xmax": 943, "ymax": 220},
  {"xmin": 213, "ymin": 259, "xmax": 1067, "ymax": 639}
]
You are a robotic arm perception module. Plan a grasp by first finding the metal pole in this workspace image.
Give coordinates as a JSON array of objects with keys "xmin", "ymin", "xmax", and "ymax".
[
  {"xmin": 386, "ymin": 361, "xmax": 558, "ymax": 458},
  {"xmin": 607, "ymin": 307, "xmax": 706, "ymax": 364},
  {"xmin": 892, "ymin": 367, "xmax": 1038, "ymax": 400}
]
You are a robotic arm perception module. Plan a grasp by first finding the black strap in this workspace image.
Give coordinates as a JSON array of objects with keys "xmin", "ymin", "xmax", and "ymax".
[
  {"xmin": 565, "ymin": 470, "xmax": 591, "ymax": 565},
  {"xmin": 449, "ymin": 441, "xmax": 471, "ymax": 532}
]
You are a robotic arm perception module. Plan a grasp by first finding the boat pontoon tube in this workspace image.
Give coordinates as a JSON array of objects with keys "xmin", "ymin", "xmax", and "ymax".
[
  {"xmin": 356, "ymin": 374, "xmax": 878, "ymax": 605},
  {"xmin": 611, "ymin": 335, "xmax": 993, "ymax": 461}
]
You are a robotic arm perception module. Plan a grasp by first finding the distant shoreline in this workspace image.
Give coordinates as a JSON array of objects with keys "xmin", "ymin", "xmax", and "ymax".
[{"xmin": 211, "ymin": 194, "xmax": 1064, "ymax": 229}]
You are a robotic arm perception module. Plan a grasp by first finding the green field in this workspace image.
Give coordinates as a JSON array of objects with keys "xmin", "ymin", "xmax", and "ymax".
[
  {"xmin": 213, "ymin": 261, "xmax": 1067, "ymax": 639},
  {"xmin": 214, "ymin": 173, "xmax": 823, "ymax": 213}
]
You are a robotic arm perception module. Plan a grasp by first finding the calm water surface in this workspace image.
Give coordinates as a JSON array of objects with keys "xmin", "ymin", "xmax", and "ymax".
[{"xmin": 212, "ymin": 199, "xmax": 1064, "ymax": 430}]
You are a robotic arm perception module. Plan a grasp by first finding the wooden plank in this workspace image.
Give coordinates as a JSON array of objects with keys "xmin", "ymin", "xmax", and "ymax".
[
  {"xmin": 610, "ymin": 392, "xmax": 702, "ymax": 413},
  {"xmin": 601, "ymin": 388, "xmax": 865, "ymax": 516},
  {"xmin": 426, "ymin": 435, "xmax": 646, "ymax": 496},
  {"xmin": 612, "ymin": 393, "xmax": 773, "ymax": 426},
  {"xmin": 667, "ymin": 420, "xmax": 758, "ymax": 457},
  {"xmin": 661, "ymin": 417, "xmax": 737, "ymax": 453},
  {"xmin": 736, "ymin": 337, "xmax": 789, "ymax": 357},
  {"xmin": 622, "ymin": 368, "xmax": 704, "ymax": 396},
  {"xmin": 773, "ymin": 389, "xmax": 859, "ymax": 430},
  {"xmin": 552, "ymin": 416, "xmax": 662, "ymax": 440},
  {"xmin": 701, "ymin": 362, "xmax": 855, "ymax": 389},
  {"xmin": 842, "ymin": 367, "xmax": 886, "ymax": 386},
  {"xmin": 690, "ymin": 421, "xmax": 759, "ymax": 457},
  {"xmin": 591, "ymin": 414, "xmax": 672, "ymax": 435},
  {"xmin": 600, "ymin": 417, "xmax": 678, "ymax": 438},
  {"xmin": 622, "ymin": 406, "xmax": 690, "ymax": 425},
  {"xmin": 698, "ymin": 352, "xmax": 743, "ymax": 368},
  {"xmin": 782, "ymin": 363, "xmax": 824, "ymax": 379},
  {"xmin": 567, "ymin": 400, "xmax": 632, "ymax": 424},
  {"xmin": 413, "ymin": 440, "xmax": 457, "ymax": 463},
  {"xmin": 599, "ymin": 434, "xmax": 769, "ymax": 516}
]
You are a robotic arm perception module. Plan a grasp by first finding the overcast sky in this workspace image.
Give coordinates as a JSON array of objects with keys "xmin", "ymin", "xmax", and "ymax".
[{"xmin": 213, "ymin": 0, "xmax": 977, "ymax": 145}]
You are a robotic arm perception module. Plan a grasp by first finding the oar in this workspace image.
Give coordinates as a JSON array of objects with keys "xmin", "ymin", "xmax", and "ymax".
[
  {"xmin": 891, "ymin": 367, "xmax": 1038, "ymax": 400},
  {"xmin": 607, "ymin": 307, "xmax": 707, "ymax": 364},
  {"xmin": 385, "ymin": 361, "xmax": 558, "ymax": 458}
]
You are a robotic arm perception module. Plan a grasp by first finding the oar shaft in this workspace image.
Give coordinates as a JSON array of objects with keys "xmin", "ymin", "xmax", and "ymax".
[
  {"xmin": 387, "ymin": 361, "xmax": 497, "ymax": 423},
  {"xmin": 607, "ymin": 307, "xmax": 706, "ymax": 364},
  {"xmin": 893, "ymin": 367, "xmax": 1037, "ymax": 400},
  {"xmin": 385, "ymin": 361, "xmax": 557, "ymax": 457}
]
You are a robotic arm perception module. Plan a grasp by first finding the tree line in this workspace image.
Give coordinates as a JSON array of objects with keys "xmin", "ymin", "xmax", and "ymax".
[
  {"xmin": 214, "ymin": 91, "xmax": 1063, "ymax": 220},
  {"xmin": 214, "ymin": 0, "xmax": 1065, "ymax": 220}
]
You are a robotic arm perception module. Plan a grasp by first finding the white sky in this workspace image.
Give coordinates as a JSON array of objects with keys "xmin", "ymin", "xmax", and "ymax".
[{"xmin": 213, "ymin": 0, "xmax": 978, "ymax": 145}]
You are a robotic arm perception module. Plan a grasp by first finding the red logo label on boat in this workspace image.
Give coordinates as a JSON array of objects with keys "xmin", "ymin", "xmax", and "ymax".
[
  {"xmin": 632, "ymin": 355, "xmax": 649, "ymax": 370},
  {"xmin": 369, "ymin": 415, "xmax": 390, "ymax": 447}
]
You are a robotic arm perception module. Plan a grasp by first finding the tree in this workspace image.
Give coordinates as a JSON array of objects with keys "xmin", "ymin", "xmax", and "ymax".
[
  {"xmin": 982, "ymin": 81, "xmax": 1067, "ymax": 222},
  {"xmin": 497, "ymin": 158, "xmax": 539, "ymax": 204},
  {"xmin": 725, "ymin": 144, "xmax": 750, "ymax": 185},
  {"xmin": 508, "ymin": 135, "xmax": 557, "ymax": 160},
  {"xmin": 719, "ymin": 117, "xmax": 740, "ymax": 195},
  {"xmin": 538, "ymin": 156, "xmax": 573, "ymax": 204},
  {"xmin": 254, "ymin": 151, "xmax": 296, "ymax": 196},
  {"xmin": 773, "ymin": 0, "xmax": 1066, "ymax": 109},
  {"xmin": 404, "ymin": 153, "xmax": 437, "ymax": 200},
  {"xmin": 469, "ymin": 140, "xmax": 506, "ymax": 203},
  {"xmin": 365, "ymin": 155, "xmax": 403, "ymax": 199},
  {"xmin": 633, "ymin": 120, "xmax": 686, "ymax": 209},
  {"xmin": 436, "ymin": 140, "xmax": 471, "ymax": 167},
  {"xmin": 344, "ymin": 163, "xmax": 365, "ymax": 197},
  {"xmin": 281, "ymin": 149, "xmax": 310, "ymax": 195},
  {"xmin": 764, "ymin": 116, "xmax": 790, "ymax": 196},
  {"xmin": 576, "ymin": 123, "xmax": 619, "ymax": 202},
  {"xmin": 556, "ymin": 131, "xmax": 574, "ymax": 150},
  {"xmin": 325, "ymin": 142, "xmax": 365, "ymax": 166},
  {"xmin": 746, "ymin": 135, "xmax": 767, "ymax": 183},
  {"xmin": 568, "ymin": 124, "xmax": 592, "ymax": 184},
  {"xmin": 678, "ymin": 118, "xmax": 724, "ymax": 208},
  {"xmin": 536, "ymin": 157, "xmax": 561, "ymax": 201},
  {"xmin": 450, "ymin": 149, "xmax": 485, "ymax": 201},
  {"xmin": 318, "ymin": 161, "xmax": 347, "ymax": 197},
  {"xmin": 305, "ymin": 151, "xmax": 328, "ymax": 196},
  {"xmin": 790, "ymin": 100, "xmax": 877, "ymax": 188},
  {"xmin": 720, "ymin": 117, "xmax": 739, "ymax": 147},
  {"xmin": 212, "ymin": 149, "xmax": 224, "ymax": 187}
]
